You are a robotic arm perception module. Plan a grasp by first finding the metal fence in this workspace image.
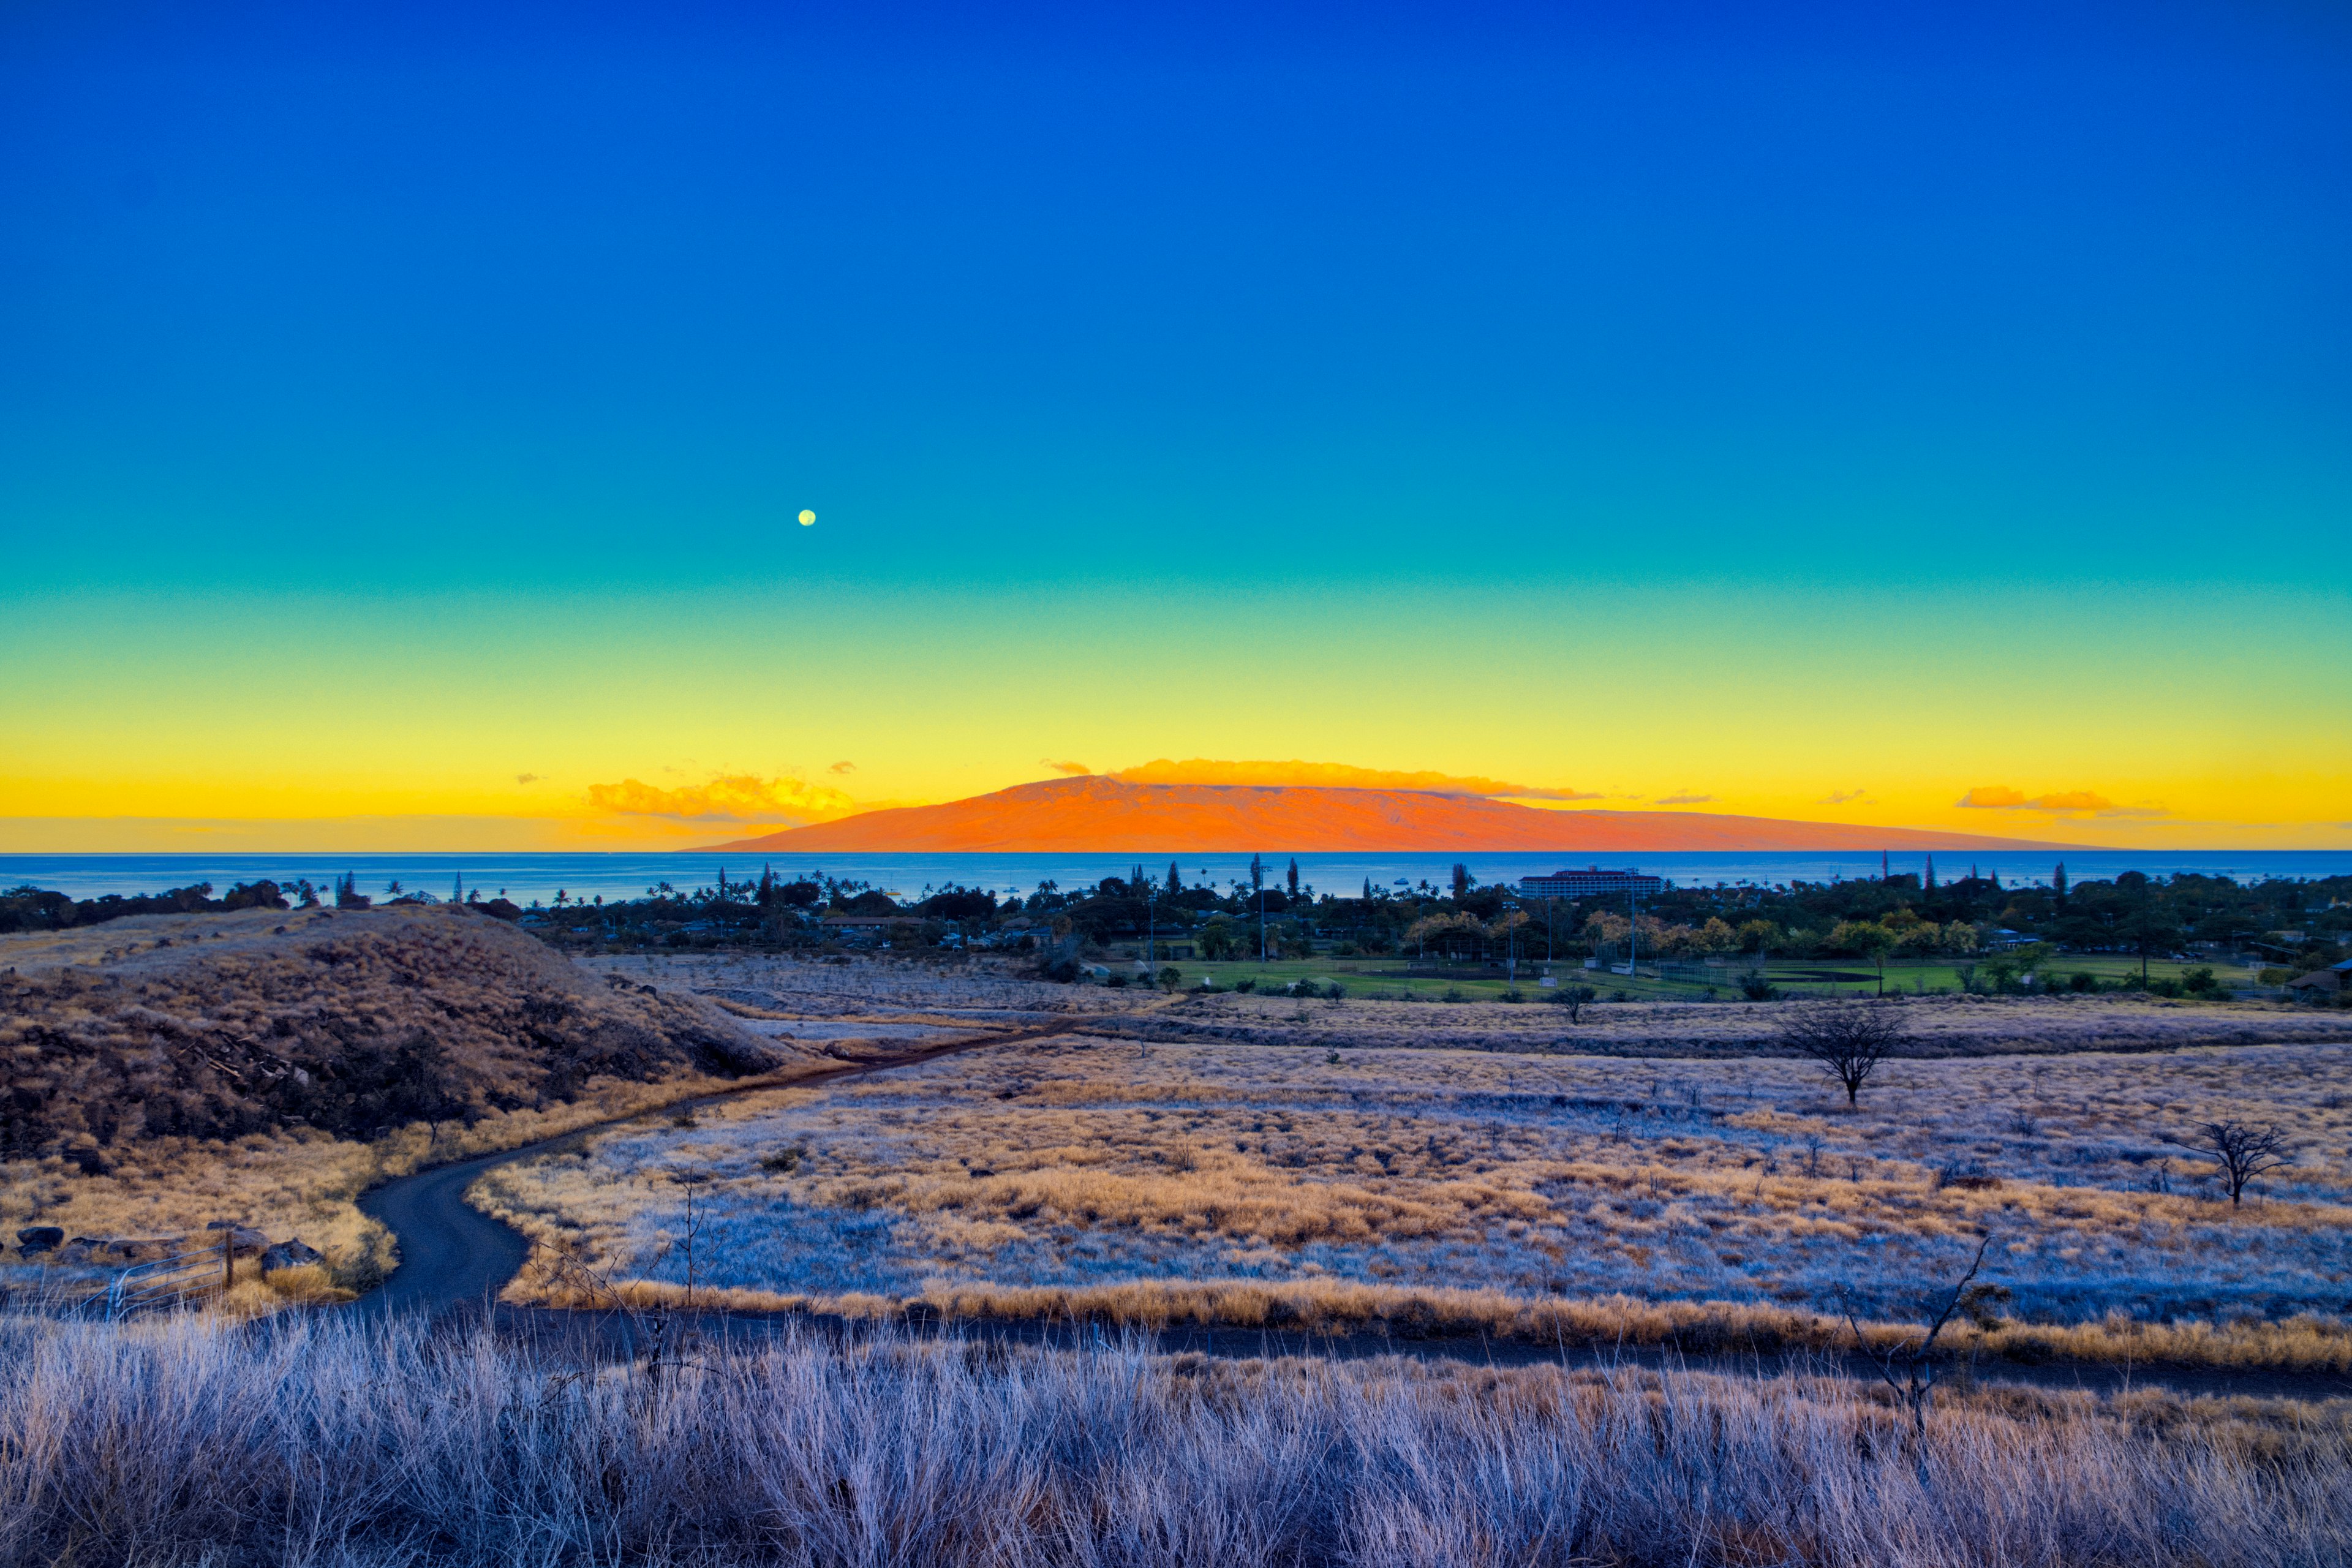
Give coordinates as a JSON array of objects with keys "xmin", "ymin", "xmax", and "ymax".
[
  {"xmin": 0, "ymin": 1243, "xmax": 227, "ymax": 1322},
  {"xmin": 98, "ymin": 1247, "xmax": 226, "ymax": 1320}
]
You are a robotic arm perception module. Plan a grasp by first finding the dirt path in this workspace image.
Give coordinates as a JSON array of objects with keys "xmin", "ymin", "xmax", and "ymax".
[{"xmin": 352, "ymin": 1015, "xmax": 1090, "ymax": 1317}]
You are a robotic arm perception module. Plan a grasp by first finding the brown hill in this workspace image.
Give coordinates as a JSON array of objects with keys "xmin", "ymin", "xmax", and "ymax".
[
  {"xmin": 0, "ymin": 905, "xmax": 790, "ymax": 1167},
  {"xmin": 706, "ymin": 777, "xmax": 2081, "ymax": 854}
]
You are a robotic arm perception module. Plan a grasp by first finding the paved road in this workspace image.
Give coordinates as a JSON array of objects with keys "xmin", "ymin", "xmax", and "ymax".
[
  {"xmin": 350, "ymin": 1016, "xmax": 1090, "ymax": 1319},
  {"xmin": 353, "ymin": 1144, "xmax": 534, "ymax": 1317}
]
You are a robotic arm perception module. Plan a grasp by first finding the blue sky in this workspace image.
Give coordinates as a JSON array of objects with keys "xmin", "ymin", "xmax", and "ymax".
[{"xmin": 2, "ymin": 0, "xmax": 2347, "ymax": 846}]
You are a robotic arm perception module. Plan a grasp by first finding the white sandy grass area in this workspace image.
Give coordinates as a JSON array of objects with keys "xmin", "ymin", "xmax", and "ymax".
[{"xmin": 477, "ymin": 1033, "xmax": 2352, "ymax": 1328}]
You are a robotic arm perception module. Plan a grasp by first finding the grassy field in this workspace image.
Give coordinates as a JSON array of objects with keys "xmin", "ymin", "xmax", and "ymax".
[
  {"xmin": 1161, "ymin": 952, "xmax": 2250, "ymax": 1003},
  {"xmin": 5, "ymin": 1312, "xmax": 2344, "ymax": 1568},
  {"xmin": 480, "ymin": 974, "xmax": 2352, "ymax": 1367}
]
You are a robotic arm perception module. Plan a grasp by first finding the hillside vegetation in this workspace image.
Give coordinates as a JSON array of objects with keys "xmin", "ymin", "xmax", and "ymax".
[
  {"xmin": 0, "ymin": 907, "xmax": 812, "ymax": 1295},
  {"xmin": 0, "ymin": 905, "xmax": 783, "ymax": 1164}
]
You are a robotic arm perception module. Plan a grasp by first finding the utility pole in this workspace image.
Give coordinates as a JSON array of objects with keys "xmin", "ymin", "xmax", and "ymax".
[
  {"xmin": 1251, "ymin": 853, "xmax": 1267, "ymax": 963},
  {"xmin": 1627, "ymin": 888, "xmax": 1639, "ymax": 979}
]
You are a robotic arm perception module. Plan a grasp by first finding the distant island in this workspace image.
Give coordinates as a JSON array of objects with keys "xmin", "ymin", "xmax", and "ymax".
[{"xmin": 701, "ymin": 777, "xmax": 2083, "ymax": 854}]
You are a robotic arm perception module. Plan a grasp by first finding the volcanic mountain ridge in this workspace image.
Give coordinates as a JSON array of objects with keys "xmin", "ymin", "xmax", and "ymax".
[{"xmin": 705, "ymin": 777, "xmax": 2081, "ymax": 854}]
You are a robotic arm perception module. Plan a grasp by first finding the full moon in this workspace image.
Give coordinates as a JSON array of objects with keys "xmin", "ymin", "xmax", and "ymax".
[{"xmin": 797, "ymin": 509, "xmax": 816, "ymax": 526}]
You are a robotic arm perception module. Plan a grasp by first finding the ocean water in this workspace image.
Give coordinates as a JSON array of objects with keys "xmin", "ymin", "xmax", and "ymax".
[{"xmin": 3, "ymin": 850, "xmax": 2346, "ymax": 908}]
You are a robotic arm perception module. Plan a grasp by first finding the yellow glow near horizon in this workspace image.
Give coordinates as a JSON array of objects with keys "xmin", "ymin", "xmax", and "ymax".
[{"xmin": 1, "ymin": 582, "xmax": 2345, "ymax": 853}]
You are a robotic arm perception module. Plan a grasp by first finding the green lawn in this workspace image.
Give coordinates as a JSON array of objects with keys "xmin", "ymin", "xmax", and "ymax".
[{"xmin": 1139, "ymin": 951, "xmax": 2252, "ymax": 1003}]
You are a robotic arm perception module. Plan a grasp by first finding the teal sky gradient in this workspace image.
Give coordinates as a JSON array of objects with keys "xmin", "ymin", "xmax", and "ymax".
[{"xmin": 2, "ymin": 0, "xmax": 2348, "ymax": 846}]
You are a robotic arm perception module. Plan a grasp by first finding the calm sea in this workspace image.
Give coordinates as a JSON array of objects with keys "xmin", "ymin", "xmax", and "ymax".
[{"xmin": 4, "ymin": 851, "xmax": 2347, "ymax": 907}]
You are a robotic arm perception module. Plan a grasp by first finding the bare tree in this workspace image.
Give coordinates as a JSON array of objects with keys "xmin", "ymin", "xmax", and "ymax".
[
  {"xmin": 1776, "ymin": 1000, "xmax": 1907, "ymax": 1106},
  {"xmin": 2167, "ymin": 1120, "xmax": 2290, "ymax": 1207},
  {"xmin": 1839, "ymin": 1232, "xmax": 1995, "ymax": 1439},
  {"xmin": 1545, "ymin": 982, "xmax": 1597, "ymax": 1023}
]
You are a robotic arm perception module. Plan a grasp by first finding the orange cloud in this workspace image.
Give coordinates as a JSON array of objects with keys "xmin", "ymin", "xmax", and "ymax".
[
  {"xmin": 1111, "ymin": 757, "xmax": 1599, "ymax": 800},
  {"xmin": 1655, "ymin": 793, "xmax": 1716, "ymax": 805},
  {"xmin": 585, "ymin": 773, "xmax": 860, "ymax": 823},
  {"xmin": 1041, "ymin": 759, "xmax": 1093, "ymax": 775},
  {"xmin": 1958, "ymin": 785, "xmax": 2149, "ymax": 815},
  {"xmin": 828, "ymin": 760, "xmax": 857, "ymax": 774}
]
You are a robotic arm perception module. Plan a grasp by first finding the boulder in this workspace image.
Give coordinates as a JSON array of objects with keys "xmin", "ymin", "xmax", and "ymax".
[
  {"xmin": 203, "ymin": 1221, "xmax": 271, "ymax": 1257},
  {"xmin": 259, "ymin": 1238, "xmax": 324, "ymax": 1272},
  {"xmin": 15, "ymin": 1226, "xmax": 64, "ymax": 1256}
]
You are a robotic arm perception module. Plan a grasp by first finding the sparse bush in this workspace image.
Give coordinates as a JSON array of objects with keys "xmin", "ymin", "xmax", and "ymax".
[
  {"xmin": 1544, "ymin": 982, "xmax": 1597, "ymax": 1022},
  {"xmin": 1738, "ymin": 971, "xmax": 1779, "ymax": 1001}
]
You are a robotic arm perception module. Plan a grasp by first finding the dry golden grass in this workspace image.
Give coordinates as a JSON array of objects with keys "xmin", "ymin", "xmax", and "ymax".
[
  {"xmin": 481, "ymin": 1027, "xmax": 2352, "ymax": 1369},
  {"xmin": 520, "ymin": 1272, "xmax": 2352, "ymax": 1373},
  {"xmin": 2, "ymin": 918, "xmax": 830, "ymax": 1302},
  {"xmin": 4, "ymin": 1313, "xmax": 2345, "ymax": 1567}
]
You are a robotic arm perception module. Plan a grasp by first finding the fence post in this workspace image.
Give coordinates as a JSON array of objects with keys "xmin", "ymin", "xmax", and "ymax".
[{"xmin": 221, "ymin": 1226, "xmax": 233, "ymax": 1293}]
